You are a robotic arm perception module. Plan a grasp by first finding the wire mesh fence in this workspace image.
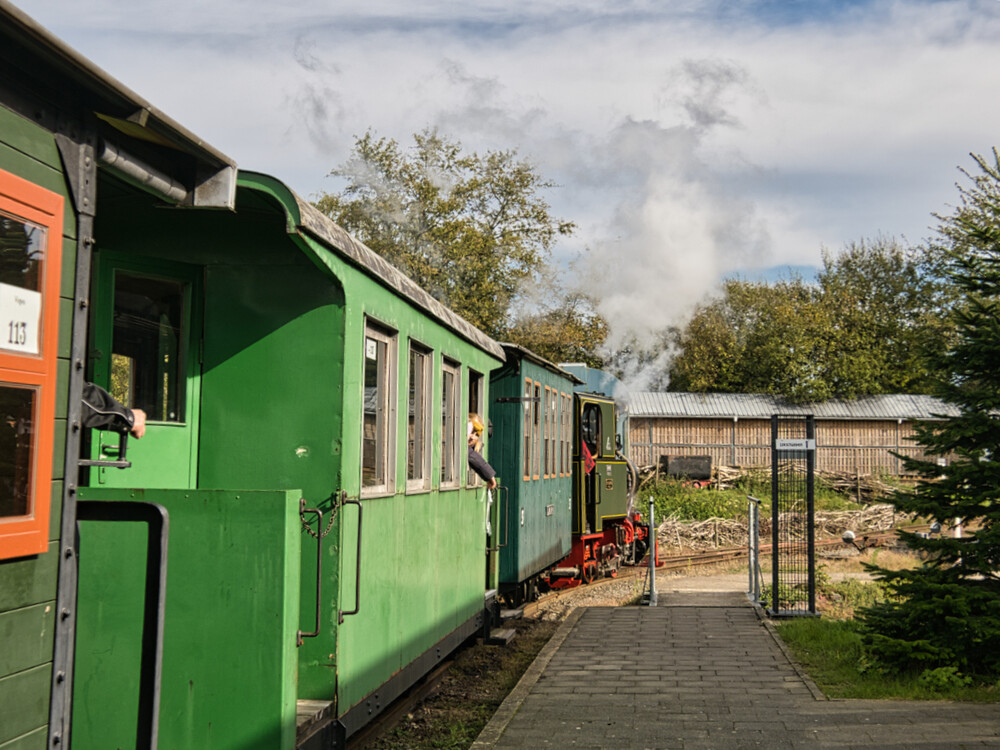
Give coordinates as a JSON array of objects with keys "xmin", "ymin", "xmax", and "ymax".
[{"xmin": 768, "ymin": 415, "xmax": 817, "ymax": 617}]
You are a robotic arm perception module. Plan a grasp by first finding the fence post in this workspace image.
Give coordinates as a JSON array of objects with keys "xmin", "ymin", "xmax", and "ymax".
[
  {"xmin": 648, "ymin": 496, "xmax": 657, "ymax": 607},
  {"xmin": 747, "ymin": 495, "xmax": 760, "ymax": 604}
]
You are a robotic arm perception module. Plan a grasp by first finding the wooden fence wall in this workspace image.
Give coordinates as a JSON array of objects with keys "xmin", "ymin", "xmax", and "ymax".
[{"xmin": 628, "ymin": 417, "xmax": 935, "ymax": 477}]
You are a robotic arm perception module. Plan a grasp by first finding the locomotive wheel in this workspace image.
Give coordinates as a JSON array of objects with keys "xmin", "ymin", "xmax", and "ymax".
[{"xmin": 582, "ymin": 561, "xmax": 597, "ymax": 584}]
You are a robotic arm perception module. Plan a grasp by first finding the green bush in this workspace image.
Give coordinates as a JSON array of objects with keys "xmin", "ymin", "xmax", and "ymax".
[{"xmin": 639, "ymin": 470, "xmax": 865, "ymax": 524}]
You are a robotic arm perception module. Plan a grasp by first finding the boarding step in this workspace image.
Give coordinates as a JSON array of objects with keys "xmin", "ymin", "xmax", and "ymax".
[
  {"xmin": 500, "ymin": 608, "xmax": 523, "ymax": 621},
  {"xmin": 484, "ymin": 627, "xmax": 516, "ymax": 646},
  {"xmin": 296, "ymin": 699, "xmax": 334, "ymax": 746}
]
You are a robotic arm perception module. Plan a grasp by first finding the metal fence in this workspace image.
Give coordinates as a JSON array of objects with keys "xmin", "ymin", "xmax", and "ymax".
[{"xmin": 768, "ymin": 415, "xmax": 817, "ymax": 617}]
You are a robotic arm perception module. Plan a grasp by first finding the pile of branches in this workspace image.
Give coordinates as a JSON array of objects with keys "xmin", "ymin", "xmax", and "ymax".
[{"xmin": 656, "ymin": 503, "xmax": 905, "ymax": 552}]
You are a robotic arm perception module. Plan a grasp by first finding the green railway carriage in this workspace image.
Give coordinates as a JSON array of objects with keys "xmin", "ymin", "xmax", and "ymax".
[
  {"xmin": 0, "ymin": 5, "xmax": 504, "ymax": 748},
  {"xmin": 488, "ymin": 344, "xmax": 580, "ymax": 601}
]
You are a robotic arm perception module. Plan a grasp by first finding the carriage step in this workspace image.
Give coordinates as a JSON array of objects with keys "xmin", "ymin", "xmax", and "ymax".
[
  {"xmin": 500, "ymin": 608, "xmax": 523, "ymax": 621},
  {"xmin": 485, "ymin": 627, "xmax": 516, "ymax": 646}
]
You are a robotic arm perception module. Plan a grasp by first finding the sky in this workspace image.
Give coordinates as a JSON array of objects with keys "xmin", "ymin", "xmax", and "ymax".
[{"xmin": 14, "ymin": 0, "xmax": 1000, "ymax": 355}]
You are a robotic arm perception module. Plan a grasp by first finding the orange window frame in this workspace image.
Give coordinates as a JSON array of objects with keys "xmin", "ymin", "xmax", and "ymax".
[{"xmin": 0, "ymin": 168, "xmax": 64, "ymax": 560}]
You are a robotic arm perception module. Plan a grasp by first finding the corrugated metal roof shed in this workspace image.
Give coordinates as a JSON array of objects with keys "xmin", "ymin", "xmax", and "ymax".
[{"xmin": 627, "ymin": 392, "xmax": 959, "ymax": 420}]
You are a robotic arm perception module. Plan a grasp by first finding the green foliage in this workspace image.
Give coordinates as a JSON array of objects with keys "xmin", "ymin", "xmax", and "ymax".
[
  {"xmin": 314, "ymin": 129, "xmax": 574, "ymax": 339},
  {"xmin": 858, "ymin": 150, "xmax": 1000, "ymax": 682},
  {"xmin": 776, "ymin": 617, "xmax": 1000, "ymax": 700},
  {"xmin": 508, "ymin": 290, "xmax": 608, "ymax": 368},
  {"xmin": 665, "ymin": 237, "xmax": 951, "ymax": 403},
  {"xmin": 643, "ymin": 478, "xmax": 746, "ymax": 522},
  {"xmin": 918, "ymin": 666, "xmax": 972, "ymax": 690},
  {"xmin": 641, "ymin": 471, "xmax": 860, "ymax": 524}
]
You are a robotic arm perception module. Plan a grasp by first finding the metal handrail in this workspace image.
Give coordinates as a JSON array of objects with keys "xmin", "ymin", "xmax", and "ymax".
[
  {"xmin": 338, "ymin": 496, "xmax": 363, "ymax": 624},
  {"xmin": 297, "ymin": 499, "xmax": 323, "ymax": 646}
]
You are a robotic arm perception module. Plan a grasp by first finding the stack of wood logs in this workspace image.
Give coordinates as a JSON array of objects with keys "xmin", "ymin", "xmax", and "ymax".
[
  {"xmin": 655, "ymin": 503, "xmax": 904, "ymax": 552},
  {"xmin": 635, "ymin": 463, "xmax": 902, "ymax": 503}
]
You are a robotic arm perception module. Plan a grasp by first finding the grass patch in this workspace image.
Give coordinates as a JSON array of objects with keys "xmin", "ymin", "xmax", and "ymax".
[{"xmin": 775, "ymin": 617, "xmax": 1000, "ymax": 701}]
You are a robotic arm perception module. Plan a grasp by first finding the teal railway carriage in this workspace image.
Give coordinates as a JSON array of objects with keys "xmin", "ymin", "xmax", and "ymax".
[
  {"xmin": 0, "ymin": 5, "xmax": 504, "ymax": 748},
  {"xmin": 489, "ymin": 348, "xmax": 645, "ymax": 600},
  {"xmin": 488, "ymin": 344, "xmax": 579, "ymax": 602}
]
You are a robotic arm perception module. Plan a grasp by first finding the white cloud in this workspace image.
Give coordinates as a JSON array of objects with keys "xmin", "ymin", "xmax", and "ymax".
[{"xmin": 13, "ymin": 0, "xmax": 1000, "ymax": 347}]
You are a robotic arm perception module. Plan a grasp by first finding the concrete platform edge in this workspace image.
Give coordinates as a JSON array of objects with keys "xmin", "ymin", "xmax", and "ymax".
[{"xmin": 470, "ymin": 608, "xmax": 585, "ymax": 749}]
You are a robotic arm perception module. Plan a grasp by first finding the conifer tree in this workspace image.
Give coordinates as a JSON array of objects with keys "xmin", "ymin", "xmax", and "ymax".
[{"xmin": 858, "ymin": 150, "xmax": 1000, "ymax": 681}]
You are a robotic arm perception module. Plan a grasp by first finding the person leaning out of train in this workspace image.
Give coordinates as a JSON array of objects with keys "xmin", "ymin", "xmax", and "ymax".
[
  {"xmin": 82, "ymin": 382, "xmax": 146, "ymax": 438},
  {"xmin": 467, "ymin": 413, "xmax": 497, "ymax": 490}
]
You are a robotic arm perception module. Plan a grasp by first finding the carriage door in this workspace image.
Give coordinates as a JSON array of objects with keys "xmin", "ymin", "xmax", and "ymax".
[
  {"xmin": 580, "ymin": 401, "xmax": 601, "ymax": 534},
  {"xmin": 89, "ymin": 253, "xmax": 201, "ymax": 489}
]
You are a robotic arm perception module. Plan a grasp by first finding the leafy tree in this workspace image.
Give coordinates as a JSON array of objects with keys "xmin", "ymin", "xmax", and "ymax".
[
  {"xmin": 668, "ymin": 277, "xmax": 834, "ymax": 403},
  {"xmin": 314, "ymin": 129, "xmax": 574, "ymax": 339},
  {"xmin": 508, "ymin": 291, "xmax": 609, "ymax": 368},
  {"xmin": 817, "ymin": 236, "xmax": 950, "ymax": 397},
  {"xmin": 858, "ymin": 150, "xmax": 1000, "ymax": 681},
  {"xmin": 666, "ymin": 238, "xmax": 951, "ymax": 403}
]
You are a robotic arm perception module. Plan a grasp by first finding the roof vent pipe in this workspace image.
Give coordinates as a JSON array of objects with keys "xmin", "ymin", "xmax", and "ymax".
[{"xmin": 98, "ymin": 140, "xmax": 188, "ymax": 204}]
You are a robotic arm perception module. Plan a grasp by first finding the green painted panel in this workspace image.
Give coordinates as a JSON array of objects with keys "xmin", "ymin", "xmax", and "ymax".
[
  {"xmin": 54, "ymin": 358, "xmax": 69, "ymax": 420},
  {"xmin": 72, "ymin": 518, "xmax": 146, "ymax": 748},
  {"xmin": 75, "ymin": 488, "xmax": 301, "ymax": 750},
  {"xmin": 198, "ymin": 261, "xmax": 345, "ymax": 701},
  {"xmin": 59, "ymin": 236, "xmax": 77, "ymax": 299},
  {"xmin": 0, "ymin": 139, "xmax": 74, "ymax": 240},
  {"xmin": 49, "ymin": 419, "xmax": 65, "ymax": 482},
  {"xmin": 56, "ymin": 296, "xmax": 72, "ymax": 360},
  {"xmin": 0, "ymin": 724, "xmax": 46, "ymax": 750},
  {"xmin": 48, "ymin": 482, "xmax": 62, "ymax": 541},
  {"xmin": 0, "ymin": 542, "xmax": 56, "ymax": 611},
  {"xmin": 0, "ymin": 664, "xmax": 50, "ymax": 745},
  {"xmin": 0, "ymin": 105, "xmax": 61, "ymax": 169},
  {"xmin": 337, "ymin": 485, "xmax": 486, "ymax": 712},
  {"xmin": 0, "ymin": 603, "xmax": 54, "ymax": 675}
]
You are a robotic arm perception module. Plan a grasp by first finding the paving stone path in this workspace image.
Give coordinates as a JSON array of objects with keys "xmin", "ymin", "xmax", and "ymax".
[{"xmin": 472, "ymin": 591, "xmax": 1000, "ymax": 749}]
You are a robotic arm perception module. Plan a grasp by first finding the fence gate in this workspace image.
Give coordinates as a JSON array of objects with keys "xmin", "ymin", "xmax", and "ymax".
[{"xmin": 769, "ymin": 414, "xmax": 817, "ymax": 617}]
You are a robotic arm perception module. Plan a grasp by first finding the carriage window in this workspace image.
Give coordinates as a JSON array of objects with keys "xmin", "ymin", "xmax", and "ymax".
[
  {"xmin": 562, "ymin": 393, "xmax": 571, "ymax": 475},
  {"xmin": 522, "ymin": 379, "xmax": 532, "ymax": 480},
  {"xmin": 362, "ymin": 324, "xmax": 396, "ymax": 495},
  {"xmin": 543, "ymin": 387, "xmax": 551, "ymax": 478},
  {"xmin": 532, "ymin": 383, "xmax": 541, "ymax": 478},
  {"xmin": 440, "ymin": 360, "xmax": 460, "ymax": 488},
  {"xmin": 0, "ymin": 384, "xmax": 35, "ymax": 519},
  {"xmin": 111, "ymin": 273, "xmax": 184, "ymax": 422},
  {"xmin": 549, "ymin": 390, "xmax": 558, "ymax": 476},
  {"xmin": 0, "ymin": 213, "xmax": 44, "ymax": 357},
  {"xmin": 407, "ymin": 344, "xmax": 431, "ymax": 491},
  {"xmin": 0, "ymin": 169, "xmax": 62, "ymax": 560},
  {"xmin": 582, "ymin": 403, "xmax": 601, "ymax": 458},
  {"xmin": 467, "ymin": 370, "xmax": 484, "ymax": 486}
]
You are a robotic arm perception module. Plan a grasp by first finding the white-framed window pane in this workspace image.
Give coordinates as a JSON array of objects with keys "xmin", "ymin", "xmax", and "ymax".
[
  {"xmin": 441, "ymin": 361, "xmax": 459, "ymax": 486},
  {"xmin": 362, "ymin": 324, "xmax": 395, "ymax": 495},
  {"xmin": 407, "ymin": 345, "xmax": 431, "ymax": 489}
]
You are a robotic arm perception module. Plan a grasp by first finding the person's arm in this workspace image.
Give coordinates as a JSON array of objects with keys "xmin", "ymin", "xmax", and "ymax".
[
  {"xmin": 468, "ymin": 446, "xmax": 498, "ymax": 489},
  {"xmin": 81, "ymin": 382, "xmax": 146, "ymax": 438}
]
